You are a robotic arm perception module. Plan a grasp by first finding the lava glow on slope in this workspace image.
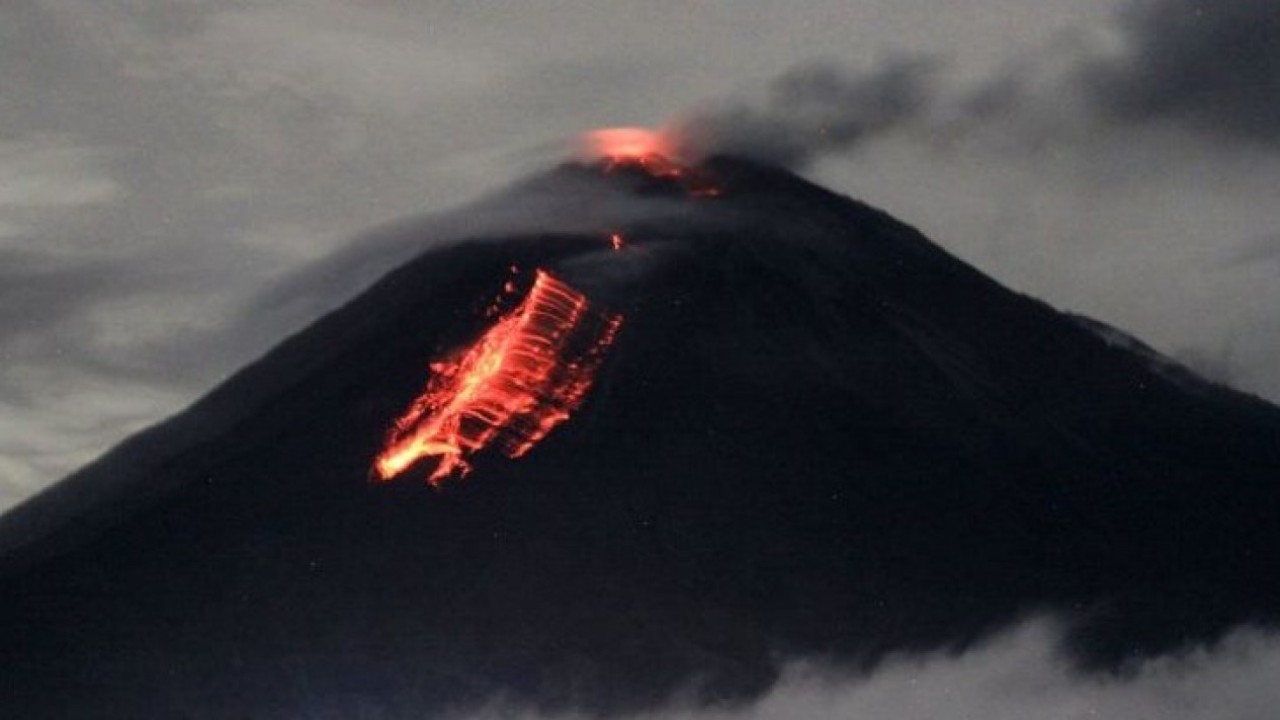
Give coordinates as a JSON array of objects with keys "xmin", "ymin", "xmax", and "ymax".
[{"xmin": 373, "ymin": 270, "xmax": 622, "ymax": 487}]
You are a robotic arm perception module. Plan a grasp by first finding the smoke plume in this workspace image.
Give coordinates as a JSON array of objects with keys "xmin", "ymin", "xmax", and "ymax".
[
  {"xmin": 671, "ymin": 57, "xmax": 939, "ymax": 168},
  {"xmin": 1083, "ymin": 0, "xmax": 1280, "ymax": 145},
  {"xmin": 674, "ymin": 0, "xmax": 1280, "ymax": 169}
]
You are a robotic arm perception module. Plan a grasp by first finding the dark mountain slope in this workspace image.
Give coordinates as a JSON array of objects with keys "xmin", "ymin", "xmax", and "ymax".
[{"xmin": 1, "ymin": 157, "xmax": 1278, "ymax": 718}]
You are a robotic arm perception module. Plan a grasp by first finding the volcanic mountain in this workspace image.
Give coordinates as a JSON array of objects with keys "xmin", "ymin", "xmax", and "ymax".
[{"xmin": 2, "ymin": 156, "xmax": 1279, "ymax": 718}]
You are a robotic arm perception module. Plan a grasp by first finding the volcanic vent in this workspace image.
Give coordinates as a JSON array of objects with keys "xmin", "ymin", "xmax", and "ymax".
[{"xmin": 1, "ymin": 150, "xmax": 1279, "ymax": 718}]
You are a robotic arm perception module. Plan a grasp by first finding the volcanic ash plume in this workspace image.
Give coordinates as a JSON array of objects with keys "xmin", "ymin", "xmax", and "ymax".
[{"xmin": 669, "ymin": 58, "xmax": 939, "ymax": 168}]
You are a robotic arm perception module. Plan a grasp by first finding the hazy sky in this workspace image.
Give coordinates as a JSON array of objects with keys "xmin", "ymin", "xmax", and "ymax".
[{"xmin": 2, "ymin": 0, "xmax": 1278, "ymax": 510}]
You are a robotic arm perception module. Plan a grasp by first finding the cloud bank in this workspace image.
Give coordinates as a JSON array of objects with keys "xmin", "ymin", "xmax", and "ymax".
[{"xmin": 455, "ymin": 621, "xmax": 1280, "ymax": 720}]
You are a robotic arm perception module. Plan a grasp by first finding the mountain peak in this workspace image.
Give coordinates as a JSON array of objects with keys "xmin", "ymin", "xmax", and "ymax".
[{"xmin": 2, "ymin": 158, "xmax": 1278, "ymax": 717}]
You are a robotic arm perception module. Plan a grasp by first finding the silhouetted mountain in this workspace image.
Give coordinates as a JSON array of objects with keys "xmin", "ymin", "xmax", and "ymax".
[{"xmin": 2, "ymin": 157, "xmax": 1279, "ymax": 719}]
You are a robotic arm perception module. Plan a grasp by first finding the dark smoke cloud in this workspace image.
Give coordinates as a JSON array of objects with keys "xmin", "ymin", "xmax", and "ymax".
[
  {"xmin": 680, "ymin": 1, "xmax": 1280, "ymax": 169},
  {"xmin": 672, "ymin": 57, "xmax": 939, "ymax": 168},
  {"xmin": 0, "ymin": 249, "xmax": 121, "ymax": 347},
  {"xmin": 1083, "ymin": 0, "xmax": 1280, "ymax": 145}
]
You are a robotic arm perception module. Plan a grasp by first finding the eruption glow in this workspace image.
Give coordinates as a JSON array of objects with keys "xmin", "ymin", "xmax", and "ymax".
[
  {"xmin": 373, "ymin": 271, "xmax": 622, "ymax": 486},
  {"xmin": 583, "ymin": 127, "xmax": 674, "ymax": 165},
  {"xmin": 582, "ymin": 127, "xmax": 724, "ymax": 198}
]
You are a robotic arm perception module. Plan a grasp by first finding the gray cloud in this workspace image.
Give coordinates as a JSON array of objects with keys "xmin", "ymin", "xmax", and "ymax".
[
  {"xmin": 1083, "ymin": 0, "xmax": 1280, "ymax": 145},
  {"xmin": 1225, "ymin": 232, "xmax": 1280, "ymax": 268},
  {"xmin": 0, "ymin": 249, "xmax": 125, "ymax": 348},
  {"xmin": 678, "ymin": 0, "xmax": 1280, "ymax": 168},
  {"xmin": 453, "ymin": 620, "xmax": 1280, "ymax": 720},
  {"xmin": 672, "ymin": 57, "xmax": 940, "ymax": 168}
]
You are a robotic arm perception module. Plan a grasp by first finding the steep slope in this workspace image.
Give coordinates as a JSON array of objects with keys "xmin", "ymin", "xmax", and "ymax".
[{"xmin": 1, "ymin": 157, "xmax": 1278, "ymax": 718}]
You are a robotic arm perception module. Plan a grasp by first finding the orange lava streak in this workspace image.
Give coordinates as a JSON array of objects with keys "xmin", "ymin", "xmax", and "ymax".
[{"xmin": 373, "ymin": 271, "xmax": 622, "ymax": 486}]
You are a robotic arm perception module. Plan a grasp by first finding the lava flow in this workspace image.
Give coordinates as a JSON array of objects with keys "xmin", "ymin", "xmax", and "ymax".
[{"xmin": 373, "ymin": 270, "xmax": 623, "ymax": 487}]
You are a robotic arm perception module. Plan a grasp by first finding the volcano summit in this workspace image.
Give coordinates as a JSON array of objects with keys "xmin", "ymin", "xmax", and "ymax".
[{"xmin": 1, "ymin": 154, "xmax": 1279, "ymax": 718}]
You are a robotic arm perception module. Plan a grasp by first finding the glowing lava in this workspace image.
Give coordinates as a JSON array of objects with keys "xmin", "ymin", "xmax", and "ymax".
[
  {"xmin": 582, "ymin": 126, "xmax": 724, "ymax": 198},
  {"xmin": 583, "ymin": 127, "xmax": 673, "ymax": 165},
  {"xmin": 373, "ymin": 271, "xmax": 623, "ymax": 486}
]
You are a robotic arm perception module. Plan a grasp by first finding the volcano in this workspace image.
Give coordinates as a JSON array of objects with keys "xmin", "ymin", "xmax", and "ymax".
[{"xmin": 2, "ymin": 156, "xmax": 1279, "ymax": 718}]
